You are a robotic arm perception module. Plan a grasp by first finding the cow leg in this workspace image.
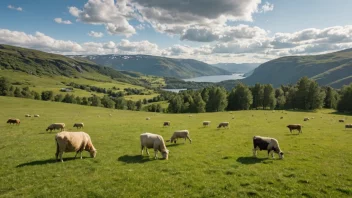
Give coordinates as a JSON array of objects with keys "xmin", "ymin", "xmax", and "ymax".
[
  {"xmin": 141, "ymin": 145, "xmax": 144, "ymax": 155},
  {"xmin": 187, "ymin": 136, "xmax": 192, "ymax": 144},
  {"xmin": 146, "ymin": 148, "xmax": 150, "ymax": 156},
  {"xmin": 59, "ymin": 152, "xmax": 64, "ymax": 162},
  {"xmin": 80, "ymin": 151, "xmax": 83, "ymax": 159},
  {"xmin": 74, "ymin": 152, "xmax": 78, "ymax": 159},
  {"xmin": 253, "ymin": 147, "xmax": 258, "ymax": 157}
]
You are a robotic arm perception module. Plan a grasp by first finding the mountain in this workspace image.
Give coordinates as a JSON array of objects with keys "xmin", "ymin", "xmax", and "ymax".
[
  {"xmin": 71, "ymin": 54, "xmax": 231, "ymax": 79},
  {"xmin": 0, "ymin": 44, "xmax": 145, "ymax": 86},
  {"xmin": 242, "ymin": 49, "xmax": 352, "ymax": 88},
  {"xmin": 212, "ymin": 63, "xmax": 260, "ymax": 73}
]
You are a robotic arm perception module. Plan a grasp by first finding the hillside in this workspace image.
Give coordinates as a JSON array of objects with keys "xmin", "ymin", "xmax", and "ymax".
[
  {"xmin": 0, "ymin": 44, "xmax": 163, "ymax": 100},
  {"xmin": 0, "ymin": 44, "xmax": 145, "ymax": 86},
  {"xmin": 242, "ymin": 48, "xmax": 352, "ymax": 88},
  {"xmin": 71, "ymin": 54, "xmax": 231, "ymax": 78},
  {"xmin": 212, "ymin": 63, "xmax": 260, "ymax": 73}
]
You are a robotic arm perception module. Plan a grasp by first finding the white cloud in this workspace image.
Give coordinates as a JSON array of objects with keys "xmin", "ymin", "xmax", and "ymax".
[
  {"xmin": 88, "ymin": 31, "xmax": 104, "ymax": 38},
  {"xmin": 258, "ymin": 2, "xmax": 274, "ymax": 13},
  {"xmin": 8, "ymin": 5, "xmax": 22, "ymax": 11},
  {"xmin": 69, "ymin": 0, "xmax": 136, "ymax": 36},
  {"xmin": 54, "ymin": 18, "xmax": 73, "ymax": 25}
]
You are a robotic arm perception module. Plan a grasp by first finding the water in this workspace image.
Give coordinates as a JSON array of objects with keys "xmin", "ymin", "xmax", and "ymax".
[
  {"xmin": 161, "ymin": 88, "xmax": 187, "ymax": 93},
  {"xmin": 183, "ymin": 73, "xmax": 245, "ymax": 82}
]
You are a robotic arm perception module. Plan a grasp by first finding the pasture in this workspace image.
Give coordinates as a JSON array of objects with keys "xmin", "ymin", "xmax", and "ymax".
[{"xmin": 0, "ymin": 96, "xmax": 352, "ymax": 197}]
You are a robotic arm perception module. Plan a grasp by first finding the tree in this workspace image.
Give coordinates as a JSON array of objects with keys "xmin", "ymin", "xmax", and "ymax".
[
  {"xmin": 337, "ymin": 84, "xmax": 352, "ymax": 112},
  {"xmin": 251, "ymin": 83, "xmax": 264, "ymax": 109},
  {"xmin": 62, "ymin": 94, "xmax": 76, "ymax": 104},
  {"xmin": 81, "ymin": 97, "xmax": 89, "ymax": 105},
  {"xmin": 135, "ymin": 100, "xmax": 143, "ymax": 111},
  {"xmin": 324, "ymin": 87, "xmax": 339, "ymax": 109},
  {"xmin": 32, "ymin": 91, "xmax": 41, "ymax": 100},
  {"xmin": 14, "ymin": 87, "xmax": 22, "ymax": 97},
  {"xmin": 168, "ymin": 95, "xmax": 183, "ymax": 113},
  {"xmin": 126, "ymin": 100, "xmax": 136, "ymax": 110},
  {"xmin": 263, "ymin": 84, "xmax": 276, "ymax": 109},
  {"xmin": 206, "ymin": 87, "xmax": 228, "ymax": 112},
  {"xmin": 295, "ymin": 77, "xmax": 311, "ymax": 109},
  {"xmin": 190, "ymin": 93, "xmax": 206, "ymax": 113},
  {"xmin": 54, "ymin": 94, "xmax": 64, "ymax": 102},
  {"xmin": 91, "ymin": 96, "xmax": 101, "ymax": 107},
  {"xmin": 75, "ymin": 96, "xmax": 82, "ymax": 105},
  {"xmin": 101, "ymin": 95, "xmax": 115, "ymax": 108},
  {"xmin": 115, "ymin": 97, "xmax": 126, "ymax": 109},
  {"xmin": 228, "ymin": 83, "xmax": 253, "ymax": 110},
  {"xmin": 0, "ymin": 77, "xmax": 11, "ymax": 96},
  {"xmin": 306, "ymin": 81, "xmax": 325, "ymax": 110},
  {"xmin": 285, "ymin": 86, "xmax": 298, "ymax": 109},
  {"xmin": 21, "ymin": 87, "xmax": 33, "ymax": 98},
  {"xmin": 41, "ymin": 91, "xmax": 54, "ymax": 101},
  {"xmin": 275, "ymin": 88, "xmax": 286, "ymax": 109}
]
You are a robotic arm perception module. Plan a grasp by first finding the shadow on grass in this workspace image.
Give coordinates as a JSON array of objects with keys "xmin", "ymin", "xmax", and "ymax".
[
  {"xmin": 117, "ymin": 155, "xmax": 151, "ymax": 164},
  {"xmin": 166, "ymin": 143, "xmax": 184, "ymax": 147},
  {"xmin": 284, "ymin": 133, "xmax": 301, "ymax": 136},
  {"xmin": 328, "ymin": 111, "xmax": 351, "ymax": 116},
  {"xmin": 16, "ymin": 157, "xmax": 86, "ymax": 167},
  {"xmin": 236, "ymin": 157, "xmax": 267, "ymax": 165}
]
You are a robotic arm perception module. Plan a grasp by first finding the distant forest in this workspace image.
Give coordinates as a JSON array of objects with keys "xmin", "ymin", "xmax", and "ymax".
[{"xmin": 1, "ymin": 76, "xmax": 352, "ymax": 113}]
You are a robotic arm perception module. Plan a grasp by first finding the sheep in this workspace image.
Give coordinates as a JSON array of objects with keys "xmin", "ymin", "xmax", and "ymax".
[
  {"xmin": 287, "ymin": 124, "xmax": 302, "ymax": 133},
  {"xmin": 203, "ymin": 121, "xmax": 211, "ymax": 127},
  {"xmin": 46, "ymin": 123, "xmax": 65, "ymax": 132},
  {"xmin": 253, "ymin": 136, "xmax": 284, "ymax": 159},
  {"xmin": 25, "ymin": 114, "xmax": 31, "ymax": 117},
  {"xmin": 339, "ymin": 119, "xmax": 345, "ymax": 123},
  {"xmin": 217, "ymin": 122, "xmax": 229, "ymax": 129},
  {"xmin": 7, "ymin": 118, "xmax": 20, "ymax": 125},
  {"xmin": 55, "ymin": 131, "xmax": 97, "ymax": 162},
  {"xmin": 73, "ymin": 123, "xmax": 84, "ymax": 129},
  {"xmin": 166, "ymin": 130, "xmax": 192, "ymax": 144},
  {"xmin": 34, "ymin": 115, "xmax": 40, "ymax": 117},
  {"xmin": 140, "ymin": 133, "xmax": 169, "ymax": 160},
  {"xmin": 146, "ymin": 117, "xmax": 150, "ymax": 120},
  {"xmin": 163, "ymin": 121, "xmax": 171, "ymax": 127},
  {"xmin": 304, "ymin": 117, "xmax": 310, "ymax": 121},
  {"xmin": 345, "ymin": 124, "xmax": 352, "ymax": 129}
]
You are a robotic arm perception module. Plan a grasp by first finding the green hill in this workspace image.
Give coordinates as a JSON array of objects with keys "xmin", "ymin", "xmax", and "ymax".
[
  {"xmin": 71, "ymin": 54, "xmax": 231, "ymax": 79},
  {"xmin": 242, "ymin": 48, "xmax": 352, "ymax": 88},
  {"xmin": 0, "ymin": 44, "xmax": 161, "ymax": 100}
]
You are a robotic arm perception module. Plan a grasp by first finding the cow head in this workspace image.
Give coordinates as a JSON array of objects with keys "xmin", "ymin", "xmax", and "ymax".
[
  {"xmin": 279, "ymin": 151, "xmax": 284, "ymax": 159},
  {"xmin": 161, "ymin": 150, "xmax": 169, "ymax": 160}
]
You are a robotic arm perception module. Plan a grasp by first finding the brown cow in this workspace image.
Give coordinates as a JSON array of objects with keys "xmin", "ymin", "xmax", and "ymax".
[
  {"xmin": 287, "ymin": 124, "xmax": 302, "ymax": 133},
  {"xmin": 7, "ymin": 118, "xmax": 20, "ymax": 125}
]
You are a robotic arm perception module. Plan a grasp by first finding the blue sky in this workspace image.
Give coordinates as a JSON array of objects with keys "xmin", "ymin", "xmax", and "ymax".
[{"xmin": 1, "ymin": 0, "xmax": 352, "ymax": 64}]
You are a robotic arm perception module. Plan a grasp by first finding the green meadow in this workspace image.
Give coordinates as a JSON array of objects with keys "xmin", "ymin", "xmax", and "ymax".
[{"xmin": 0, "ymin": 96, "xmax": 351, "ymax": 197}]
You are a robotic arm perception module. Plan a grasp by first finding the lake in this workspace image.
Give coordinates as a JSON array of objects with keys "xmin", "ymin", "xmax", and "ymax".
[
  {"xmin": 183, "ymin": 73, "xmax": 245, "ymax": 82},
  {"xmin": 161, "ymin": 88, "xmax": 187, "ymax": 93}
]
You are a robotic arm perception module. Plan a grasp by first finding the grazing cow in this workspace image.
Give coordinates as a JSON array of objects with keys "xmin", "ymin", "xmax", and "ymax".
[
  {"xmin": 25, "ymin": 114, "xmax": 31, "ymax": 117},
  {"xmin": 217, "ymin": 122, "xmax": 229, "ymax": 129},
  {"xmin": 7, "ymin": 118, "xmax": 20, "ymax": 125},
  {"xmin": 345, "ymin": 124, "xmax": 352, "ymax": 129},
  {"xmin": 73, "ymin": 123, "xmax": 84, "ymax": 129},
  {"xmin": 339, "ymin": 119, "xmax": 345, "ymax": 123},
  {"xmin": 140, "ymin": 133, "xmax": 169, "ymax": 160},
  {"xmin": 34, "ymin": 115, "xmax": 40, "ymax": 117},
  {"xmin": 55, "ymin": 131, "xmax": 97, "ymax": 162},
  {"xmin": 46, "ymin": 123, "xmax": 65, "ymax": 132},
  {"xmin": 287, "ymin": 124, "xmax": 302, "ymax": 133},
  {"xmin": 304, "ymin": 117, "xmax": 309, "ymax": 121},
  {"xmin": 167, "ymin": 130, "xmax": 192, "ymax": 144},
  {"xmin": 163, "ymin": 121, "xmax": 171, "ymax": 127},
  {"xmin": 253, "ymin": 136, "xmax": 284, "ymax": 159},
  {"xmin": 203, "ymin": 121, "xmax": 211, "ymax": 127},
  {"xmin": 146, "ymin": 117, "xmax": 150, "ymax": 120}
]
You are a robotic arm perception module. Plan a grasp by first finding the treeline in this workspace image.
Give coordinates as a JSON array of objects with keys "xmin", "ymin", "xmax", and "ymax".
[
  {"xmin": 0, "ymin": 77, "xmax": 174, "ymax": 112},
  {"xmin": 168, "ymin": 77, "xmax": 350, "ymax": 113}
]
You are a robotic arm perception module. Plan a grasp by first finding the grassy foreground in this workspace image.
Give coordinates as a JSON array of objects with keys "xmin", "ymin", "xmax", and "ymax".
[{"xmin": 0, "ymin": 97, "xmax": 351, "ymax": 197}]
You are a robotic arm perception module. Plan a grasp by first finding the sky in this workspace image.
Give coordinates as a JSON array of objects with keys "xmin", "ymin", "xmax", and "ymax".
[{"xmin": 1, "ymin": 0, "xmax": 352, "ymax": 64}]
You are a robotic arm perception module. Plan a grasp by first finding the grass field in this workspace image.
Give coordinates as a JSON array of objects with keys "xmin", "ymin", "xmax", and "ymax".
[
  {"xmin": 0, "ymin": 69, "xmax": 158, "ymax": 99},
  {"xmin": 0, "ymin": 96, "xmax": 352, "ymax": 197}
]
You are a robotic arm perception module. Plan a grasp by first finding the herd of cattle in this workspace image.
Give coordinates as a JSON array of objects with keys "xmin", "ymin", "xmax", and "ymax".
[{"xmin": 5, "ymin": 113, "xmax": 352, "ymax": 162}]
